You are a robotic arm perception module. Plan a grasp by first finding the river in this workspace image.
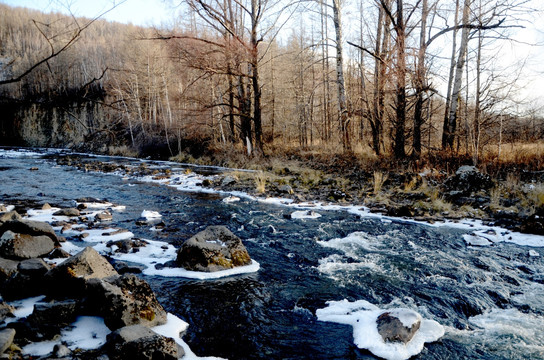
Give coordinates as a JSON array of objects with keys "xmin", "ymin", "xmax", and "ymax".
[{"xmin": 1, "ymin": 148, "xmax": 544, "ymax": 360}]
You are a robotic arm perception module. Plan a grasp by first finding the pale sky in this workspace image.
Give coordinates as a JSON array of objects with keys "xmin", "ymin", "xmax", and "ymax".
[{"xmin": 0, "ymin": 0, "xmax": 173, "ymax": 26}]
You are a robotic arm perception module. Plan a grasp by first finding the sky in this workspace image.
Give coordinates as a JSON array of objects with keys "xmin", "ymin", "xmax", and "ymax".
[
  {"xmin": 1, "ymin": 0, "xmax": 543, "ymax": 113},
  {"xmin": 0, "ymin": 0, "xmax": 174, "ymax": 26}
]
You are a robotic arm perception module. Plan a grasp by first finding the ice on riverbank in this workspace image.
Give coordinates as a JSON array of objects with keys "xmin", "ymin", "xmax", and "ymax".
[
  {"xmin": 6, "ymin": 298, "xmax": 223, "ymax": 360},
  {"xmin": 316, "ymin": 299, "xmax": 444, "ymax": 360}
]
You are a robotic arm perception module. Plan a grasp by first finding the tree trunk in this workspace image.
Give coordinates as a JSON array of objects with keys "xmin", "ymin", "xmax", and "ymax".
[
  {"xmin": 443, "ymin": 0, "xmax": 470, "ymax": 150},
  {"xmin": 332, "ymin": 0, "xmax": 351, "ymax": 152},
  {"xmin": 412, "ymin": 0, "xmax": 428, "ymax": 158},
  {"xmin": 393, "ymin": 0, "xmax": 406, "ymax": 159},
  {"xmin": 250, "ymin": 0, "xmax": 263, "ymax": 155},
  {"xmin": 441, "ymin": 0, "xmax": 460, "ymax": 149}
]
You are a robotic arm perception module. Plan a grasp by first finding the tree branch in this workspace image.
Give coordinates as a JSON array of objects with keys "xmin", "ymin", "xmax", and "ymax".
[{"xmin": 347, "ymin": 41, "xmax": 385, "ymax": 64}]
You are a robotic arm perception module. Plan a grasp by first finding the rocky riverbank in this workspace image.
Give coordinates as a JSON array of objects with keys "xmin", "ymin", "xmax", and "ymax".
[
  {"xmin": 55, "ymin": 154, "xmax": 544, "ymax": 236},
  {"xmin": 0, "ymin": 196, "xmax": 257, "ymax": 359}
]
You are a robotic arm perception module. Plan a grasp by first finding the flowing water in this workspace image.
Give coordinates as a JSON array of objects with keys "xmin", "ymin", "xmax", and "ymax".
[{"xmin": 1, "ymin": 148, "xmax": 544, "ymax": 360}]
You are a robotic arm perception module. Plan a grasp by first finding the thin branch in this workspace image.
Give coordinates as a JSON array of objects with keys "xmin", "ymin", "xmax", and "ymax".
[{"xmin": 347, "ymin": 41, "xmax": 385, "ymax": 63}]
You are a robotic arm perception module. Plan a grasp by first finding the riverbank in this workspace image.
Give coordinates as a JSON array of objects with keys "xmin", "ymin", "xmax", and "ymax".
[{"xmin": 55, "ymin": 149, "xmax": 544, "ymax": 237}]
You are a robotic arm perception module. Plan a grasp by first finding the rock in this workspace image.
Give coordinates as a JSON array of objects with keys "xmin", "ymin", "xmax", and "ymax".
[
  {"xmin": 0, "ymin": 211, "xmax": 22, "ymax": 224},
  {"xmin": 0, "ymin": 231, "xmax": 56, "ymax": 260},
  {"xmin": 86, "ymin": 274, "xmax": 167, "ymax": 330},
  {"xmin": 107, "ymin": 239, "xmax": 147, "ymax": 254},
  {"xmin": 27, "ymin": 300, "xmax": 79, "ymax": 339},
  {"xmin": 112, "ymin": 261, "xmax": 145, "ymax": 274},
  {"xmin": 221, "ymin": 176, "xmax": 237, "ymax": 187},
  {"xmin": 2, "ymin": 259, "xmax": 52, "ymax": 300},
  {"xmin": 42, "ymin": 203, "xmax": 52, "ymax": 210},
  {"xmin": 53, "ymin": 344, "xmax": 71, "ymax": 357},
  {"xmin": 176, "ymin": 226, "xmax": 252, "ymax": 272},
  {"xmin": 278, "ymin": 185, "xmax": 294, "ymax": 194},
  {"xmin": 0, "ymin": 219, "xmax": 59, "ymax": 245},
  {"xmin": 0, "ymin": 205, "xmax": 6, "ymax": 212},
  {"xmin": 95, "ymin": 211, "xmax": 113, "ymax": 222},
  {"xmin": 387, "ymin": 205, "xmax": 414, "ymax": 218},
  {"xmin": 0, "ymin": 301, "xmax": 15, "ymax": 322},
  {"xmin": 0, "ymin": 328, "xmax": 16, "ymax": 354},
  {"xmin": 44, "ymin": 247, "xmax": 118, "ymax": 298},
  {"xmin": 443, "ymin": 166, "xmax": 493, "ymax": 196},
  {"xmin": 328, "ymin": 189, "xmax": 350, "ymax": 201},
  {"xmin": 0, "ymin": 257, "xmax": 19, "ymax": 283},
  {"xmin": 106, "ymin": 325, "xmax": 183, "ymax": 360},
  {"xmin": 46, "ymin": 248, "xmax": 71, "ymax": 259},
  {"xmin": 53, "ymin": 208, "xmax": 81, "ymax": 217},
  {"xmin": 376, "ymin": 309, "xmax": 422, "ymax": 344},
  {"xmin": 520, "ymin": 213, "xmax": 544, "ymax": 236},
  {"xmin": 18, "ymin": 258, "xmax": 51, "ymax": 275}
]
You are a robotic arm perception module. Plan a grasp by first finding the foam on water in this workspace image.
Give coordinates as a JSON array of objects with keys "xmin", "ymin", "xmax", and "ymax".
[
  {"xmin": 464, "ymin": 308, "xmax": 544, "ymax": 357},
  {"xmin": 316, "ymin": 299, "xmax": 445, "ymax": 360}
]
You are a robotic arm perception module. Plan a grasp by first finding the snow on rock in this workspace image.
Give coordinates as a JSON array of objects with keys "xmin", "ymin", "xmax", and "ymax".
[
  {"xmin": 529, "ymin": 250, "xmax": 540, "ymax": 257},
  {"xmin": 290, "ymin": 210, "xmax": 322, "ymax": 219},
  {"xmin": 316, "ymin": 299, "xmax": 444, "ymax": 360},
  {"xmin": 141, "ymin": 210, "xmax": 162, "ymax": 219},
  {"xmin": 145, "ymin": 259, "xmax": 260, "ymax": 280},
  {"xmin": 153, "ymin": 313, "xmax": 226, "ymax": 360},
  {"xmin": 222, "ymin": 196, "xmax": 240, "ymax": 203},
  {"xmin": 463, "ymin": 233, "xmax": 493, "ymax": 247}
]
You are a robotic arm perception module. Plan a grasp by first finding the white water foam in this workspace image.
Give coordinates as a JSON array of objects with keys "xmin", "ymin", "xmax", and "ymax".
[
  {"xmin": 316, "ymin": 299, "xmax": 444, "ymax": 360},
  {"xmin": 466, "ymin": 308, "xmax": 544, "ymax": 357}
]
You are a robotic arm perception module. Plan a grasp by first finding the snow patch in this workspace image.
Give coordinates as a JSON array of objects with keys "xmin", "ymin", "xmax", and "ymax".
[
  {"xmin": 153, "ymin": 313, "xmax": 225, "ymax": 360},
  {"xmin": 141, "ymin": 210, "xmax": 162, "ymax": 219},
  {"xmin": 316, "ymin": 299, "xmax": 444, "ymax": 360},
  {"xmin": 290, "ymin": 210, "xmax": 322, "ymax": 219}
]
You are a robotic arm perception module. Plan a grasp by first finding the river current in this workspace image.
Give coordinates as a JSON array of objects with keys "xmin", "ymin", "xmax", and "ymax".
[{"xmin": 1, "ymin": 148, "xmax": 544, "ymax": 360}]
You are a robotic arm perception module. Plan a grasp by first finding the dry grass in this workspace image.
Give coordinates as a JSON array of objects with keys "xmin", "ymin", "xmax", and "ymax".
[
  {"xmin": 254, "ymin": 171, "xmax": 267, "ymax": 194},
  {"xmin": 373, "ymin": 171, "xmax": 388, "ymax": 195},
  {"xmin": 107, "ymin": 145, "xmax": 138, "ymax": 158},
  {"xmin": 489, "ymin": 186, "xmax": 502, "ymax": 210},
  {"xmin": 482, "ymin": 142, "xmax": 544, "ymax": 168},
  {"xmin": 526, "ymin": 183, "xmax": 544, "ymax": 211},
  {"xmin": 403, "ymin": 176, "xmax": 419, "ymax": 192}
]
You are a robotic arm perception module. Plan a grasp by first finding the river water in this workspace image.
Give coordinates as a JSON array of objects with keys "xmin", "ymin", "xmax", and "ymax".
[{"xmin": 1, "ymin": 148, "xmax": 544, "ymax": 360}]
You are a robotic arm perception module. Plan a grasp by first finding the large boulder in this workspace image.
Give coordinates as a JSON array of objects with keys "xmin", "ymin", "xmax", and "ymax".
[
  {"xmin": 106, "ymin": 325, "xmax": 183, "ymax": 360},
  {"xmin": 0, "ymin": 328, "xmax": 15, "ymax": 354},
  {"xmin": 86, "ymin": 274, "xmax": 167, "ymax": 330},
  {"xmin": 176, "ymin": 226, "xmax": 252, "ymax": 272},
  {"xmin": 376, "ymin": 309, "xmax": 422, "ymax": 344},
  {"xmin": 44, "ymin": 246, "xmax": 118, "ymax": 298},
  {"xmin": 443, "ymin": 166, "xmax": 493, "ymax": 197},
  {"xmin": 0, "ymin": 231, "xmax": 55, "ymax": 260},
  {"xmin": 0, "ymin": 219, "xmax": 60, "ymax": 245}
]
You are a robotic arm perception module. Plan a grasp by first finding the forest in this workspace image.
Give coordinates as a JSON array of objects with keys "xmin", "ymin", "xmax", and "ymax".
[{"xmin": 0, "ymin": 0, "xmax": 543, "ymax": 170}]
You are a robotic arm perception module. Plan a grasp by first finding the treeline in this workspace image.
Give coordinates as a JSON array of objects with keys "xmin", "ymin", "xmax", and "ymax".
[{"xmin": 0, "ymin": 1, "xmax": 542, "ymax": 163}]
